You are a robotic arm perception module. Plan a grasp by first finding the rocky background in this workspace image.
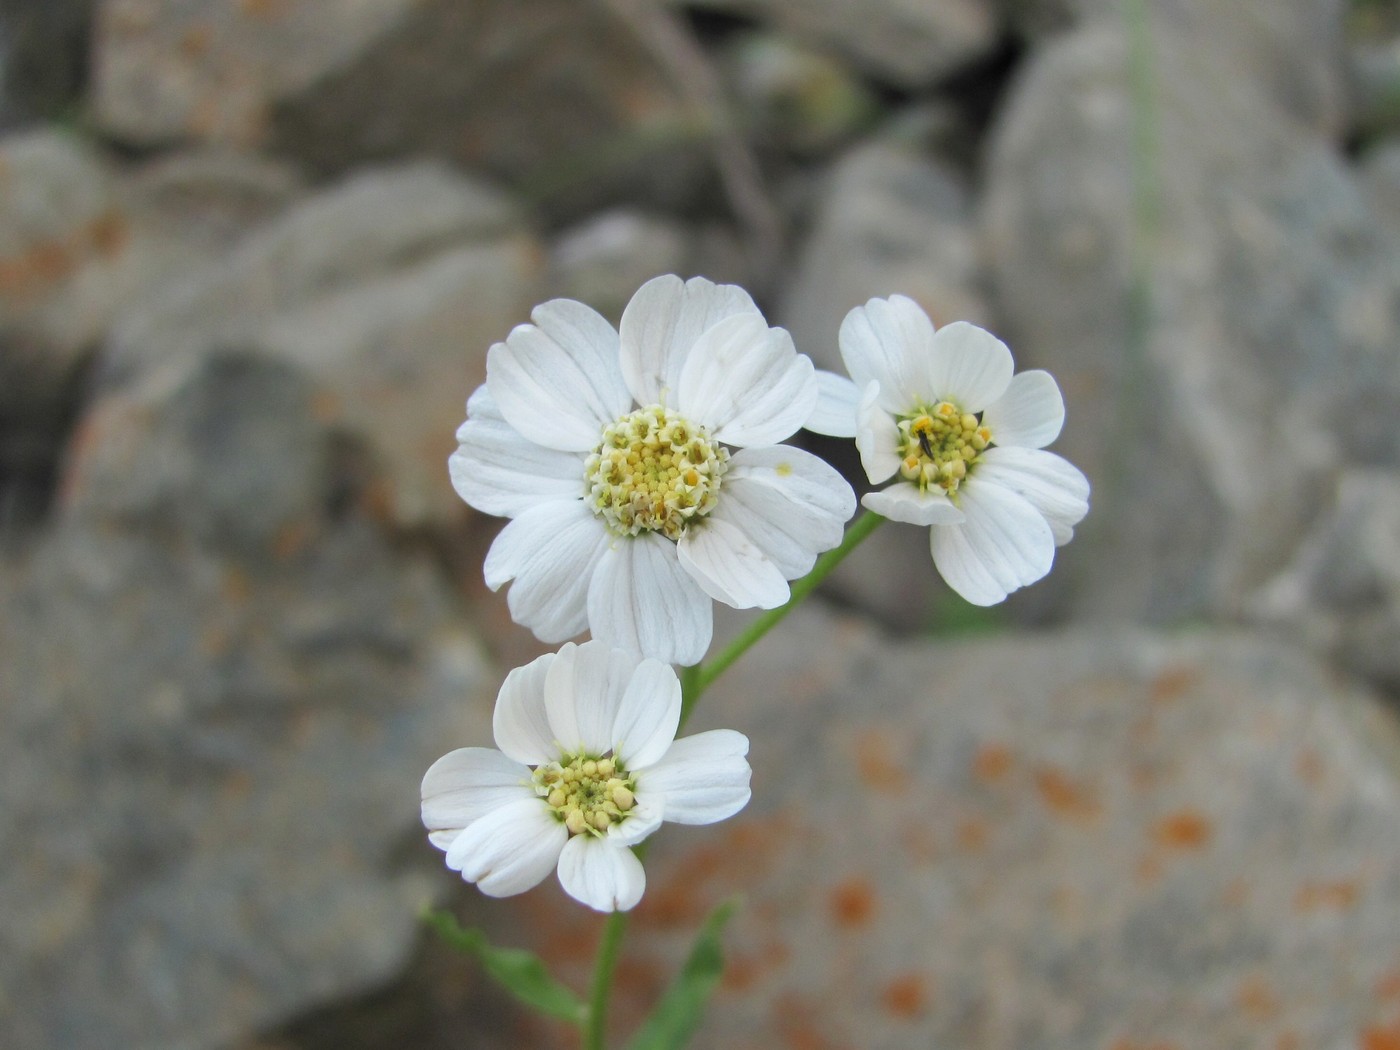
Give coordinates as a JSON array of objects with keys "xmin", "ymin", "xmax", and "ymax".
[{"xmin": 5, "ymin": 0, "xmax": 1400, "ymax": 1047}]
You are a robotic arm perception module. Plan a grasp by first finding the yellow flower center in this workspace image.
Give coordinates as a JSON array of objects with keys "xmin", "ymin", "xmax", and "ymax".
[
  {"xmin": 584, "ymin": 405, "xmax": 729, "ymax": 540},
  {"xmin": 897, "ymin": 400, "xmax": 992, "ymax": 496},
  {"xmin": 533, "ymin": 754, "xmax": 637, "ymax": 837}
]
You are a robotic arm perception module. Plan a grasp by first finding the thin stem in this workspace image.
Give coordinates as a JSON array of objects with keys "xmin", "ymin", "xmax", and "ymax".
[
  {"xmin": 688, "ymin": 509, "xmax": 884, "ymax": 711},
  {"xmin": 584, "ymin": 908, "xmax": 631, "ymax": 1049}
]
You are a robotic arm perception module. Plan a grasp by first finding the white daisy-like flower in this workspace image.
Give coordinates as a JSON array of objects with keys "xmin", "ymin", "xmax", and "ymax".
[
  {"xmin": 421, "ymin": 640, "xmax": 751, "ymax": 913},
  {"xmin": 451, "ymin": 274, "xmax": 857, "ymax": 666},
  {"xmin": 835, "ymin": 295, "xmax": 1090, "ymax": 606}
]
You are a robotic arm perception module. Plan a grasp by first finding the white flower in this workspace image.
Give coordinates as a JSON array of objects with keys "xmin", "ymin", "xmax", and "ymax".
[
  {"xmin": 835, "ymin": 295, "xmax": 1090, "ymax": 605},
  {"xmin": 451, "ymin": 274, "xmax": 856, "ymax": 666},
  {"xmin": 421, "ymin": 640, "xmax": 752, "ymax": 913}
]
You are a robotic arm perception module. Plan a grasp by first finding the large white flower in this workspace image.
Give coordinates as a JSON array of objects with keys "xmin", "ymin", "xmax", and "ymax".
[
  {"xmin": 451, "ymin": 274, "xmax": 856, "ymax": 666},
  {"xmin": 836, "ymin": 295, "xmax": 1090, "ymax": 605},
  {"xmin": 421, "ymin": 640, "xmax": 751, "ymax": 913}
]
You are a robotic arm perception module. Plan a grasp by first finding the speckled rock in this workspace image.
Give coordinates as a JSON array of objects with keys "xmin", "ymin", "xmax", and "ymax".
[
  {"xmin": 102, "ymin": 161, "xmax": 544, "ymax": 530},
  {"xmin": 467, "ymin": 611, "xmax": 1400, "ymax": 1049},
  {"xmin": 981, "ymin": 23, "xmax": 1400, "ymax": 625},
  {"xmin": 547, "ymin": 211, "xmax": 693, "ymax": 323},
  {"xmin": 0, "ymin": 350, "xmax": 495, "ymax": 1050}
]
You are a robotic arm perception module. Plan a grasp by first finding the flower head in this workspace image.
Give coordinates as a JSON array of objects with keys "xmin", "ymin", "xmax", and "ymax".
[
  {"xmin": 421, "ymin": 640, "xmax": 752, "ymax": 912},
  {"xmin": 838, "ymin": 295, "xmax": 1089, "ymax": 605},
  {"xmin": 451, "ymin": 275, "xmax": 857, "ymax": 665}
]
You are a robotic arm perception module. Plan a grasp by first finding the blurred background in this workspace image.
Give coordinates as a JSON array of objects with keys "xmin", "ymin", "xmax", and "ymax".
[{"xmin": 5, "ymin": 0, "xmax": 1400, "ymax": 1046}]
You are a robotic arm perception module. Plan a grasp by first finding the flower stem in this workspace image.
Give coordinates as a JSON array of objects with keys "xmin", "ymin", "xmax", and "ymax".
[
  {"xmin": 584, "ymin": 907, "xmax": 631, "ymax": 1049},
  {"xmin": 681, "ymin": 508, "xmax": 884, "ymax": 723}
]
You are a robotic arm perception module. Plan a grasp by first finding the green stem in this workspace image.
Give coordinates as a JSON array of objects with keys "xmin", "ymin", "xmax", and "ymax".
[
  {"xmin": 686, "ymin": 508, "xmax": 884, "ymax": 715},
  {"xmin": 584, "ymin": 907, "xmax": 631, "ymax": 1049}
]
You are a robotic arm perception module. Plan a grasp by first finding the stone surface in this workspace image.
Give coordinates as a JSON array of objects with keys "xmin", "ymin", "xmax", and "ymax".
[
  {"xmin": 0, "ymin": 349, "xmax": 496, "ymax": 1050},
  {"xmin": 90, "ymin": 0, "xmax": 415, "ymax": 147},
  {"xmin": 1252, "ymin": 468, "xmax": 1400, "ymax": 692},
  {"xmin": 688, "ymin": 0, "xmax": 1000, "ymax": 89},
  {"xmin": 546, "ymin": 210, "xmax": 692, "ymax": 323},
  {"xmin": 103, "ymin": 161, "xmax": 544, "ymax": 530},
  {"xmin": 981, "ymin": 22, "xmax": 1400, "ymax": 624},
  {"xmin": 468, "ymin": 612, "xmax": 1400, "ymax": 1049}
]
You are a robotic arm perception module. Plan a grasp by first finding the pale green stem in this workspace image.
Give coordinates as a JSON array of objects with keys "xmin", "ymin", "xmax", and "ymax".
[{"xmin": 584, "ymin": 906, "xmax": 631, "ymax": 1049}]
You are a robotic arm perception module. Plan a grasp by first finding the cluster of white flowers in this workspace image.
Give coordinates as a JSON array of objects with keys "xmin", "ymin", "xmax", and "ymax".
[{"xmin": 423, "ymin": 276, "xmax": 1088, "ymax": 912}]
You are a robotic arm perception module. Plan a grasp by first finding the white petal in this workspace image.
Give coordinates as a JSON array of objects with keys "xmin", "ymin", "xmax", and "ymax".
[
  {"xmin": 611, "ymin": 659, "xmax": 681, "ymax": 770},
  {"xmin": 973, "ymin": 447, "xmax": 1089, "ymax": 546},
  {"xmin": 712, "ymin": 446, "xmax": 854, "ymax": 579},
  {"xmin": 639, "ymin": 729, "xmax": 751, "ymax": 825},
  {"xmin": 981, "ymin": 370, "xmax": 1065, "ymax": 449},
  {"xmin": 421, "ymin": 747, "xmax": 535, "ymax": 838},
  {"xmin": 482, "ymin": 501, "xmax": 611, "ymax": 643},
  {"xmin": 557, "ymin": 836, "xmax": 646, "ymax": 912},
  {"xmin": 804, "ymin": 370, "xmax": 859, "ymax": 438},
  {"xmin": 677, "ymin": 517, "xmax": 790, "ymax": 610},
  {"xmin": 447, "ymin": 797, "xmax": 567, "ymax": 897},
  {"xmin": 543, "ymin": 640, "xmax": 638, "ymax": 757},
  {"xmin": 586, "ymin": 532, "xmax": 714, "ymax": 666},
  {"xmin": 487, "ymin": 299, "xmax": 630, "ymax": 452},
  {"xmin": 855, "ymin": 381, "xmax": 902, "ymax": 484},
  {"xmin": 925, "ymin": 321, "xmax": 1014, "ymax": 412},
  {"xmin": 862, "ymin": 484, "xmax": 965, "ymax": 526},
  {"xmin": 677, "ymin": 314, "xmax": 817, "ymax": 447},
  {"xmin": 492, "ymin": 651, "xmax": 559, "ymax": 764},
  {"xmin": 930, "ymin": 480, "xmax": 1055, "ymax": 605},
  {"xmin": 618, "ymin": 274, "xmax": 759, "ymax": 406},
  {"xmin": 838, "ymin": 295, "xmax": 934, "ymax": 413},
  {"xmin": 608, "ymin": 792, "xmax": 665, "ymax": 846},
  {"xmin": 450, "ymin": 386, "xmax": 586, "ymax": 518}
]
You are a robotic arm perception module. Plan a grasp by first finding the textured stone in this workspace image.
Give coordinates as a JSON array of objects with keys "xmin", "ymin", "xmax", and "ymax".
[
  {"xmin": 547, "ymin": 210, "xmax": 692, "ymax": 323},
  {"xmin": 0, "ymin": 349, "xmax": 495, "ymax": 1050},
  {"xmin": 981, "ymin": 23, "xmax": 1400, "ymax": 624},
  {"xmin": 102, "ymin": 161, "xmax": 544, "ymax": 529},
  {"xmin": 469, "ymin": 612, "xmax": 1400, "ymax": 1049},
  {"xmin": 90, "ymin": 0, "xmax": 415, "ymax": 147},
  {"xmin": 688, "ymin": 0, "xmax": 999, "ymax": 89}
]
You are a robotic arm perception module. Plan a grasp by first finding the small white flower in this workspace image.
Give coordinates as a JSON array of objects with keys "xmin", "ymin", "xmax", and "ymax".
[
  {"xmin": 421, "ymin": 640, "xmax": 752, "ymax": 913},
  {"xmin": 835, "ymin": 295, "xmax": 1090, "ymax": 605},
  {"xmin": 451, "ymin": 274, "xmax": 856, "ymax": 665}
]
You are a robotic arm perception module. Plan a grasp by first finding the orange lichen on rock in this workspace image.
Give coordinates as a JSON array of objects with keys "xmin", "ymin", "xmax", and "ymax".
[
  {"xmin": 1362, "ymin": 1020, "xmax": 1400, "ymax": 1050},
  {"xmin": 1293, "ymin": 878, "xmax": 1360, "ymax": 913},
  {"xmin": 1152, "ymin": 809, "xmax": 1213, "ymax": 851},
  {"xmin": 853, "ymin": 729, "xmax": 905, "ymax": 794},
  {"xmin": 1034, "ymin": 766, "xmax": 1101, "ymax": 821},
  {"xmin": 881, "ymin": 974, "xmax": 930, "ymax": 1020},
  {"xmin": 1235, "ymin": 974, "xmax": 1279, "ymax": 1020},
  {"xmin": 828, "ymin": 876, "xmax": 876, "ymax": 929},
  {"xmin": 973, "ymin": 742, "xmax": 1014, "ymax": 784},
  {"xmin": 1149, "ymin": 665, "xmax": 1198, "ymax": 703}
]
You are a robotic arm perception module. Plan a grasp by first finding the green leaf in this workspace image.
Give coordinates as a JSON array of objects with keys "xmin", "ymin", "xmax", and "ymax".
[
  {"xmin": 625, "ymin": 898, "xmax": 740, "ymax": 1050},
  {"xmin": 423, "ymin": 908, "xmax": 586, "ymax": 1024}
]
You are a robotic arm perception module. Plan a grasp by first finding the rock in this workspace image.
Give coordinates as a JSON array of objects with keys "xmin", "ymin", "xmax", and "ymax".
[
  {"xmin": 463, "ymin": 612, "xmax": 1400, "ymax": 1048},
  {"xmin": 779, "ymin": 137, "xmax": 989, "ymax": 376},
  {"xmin": 1358, "ymin": 141, "xmax": 1400, "ymax": 238},
  {"xmin": 1252, "ymin": 469, "xmax": 1400, "ymax": 692},
  {"xmin": 0, "ymin": 0, "xmax": 94, "ymax": 129},
  {"xmin": 1002, "ymin": 0, "xmax": 1346, "ymax": 135},
  {"xmin": 0, "ymin": 128, "xmax": 297, "ymax": 528},
  {"xmin": 980, "ymin": 23, "xmax": 1400, "ymax": 624},
  {"xmin": 89, "ymin": 0, "xmax": 417, "ymax": 147},
  {"xmin": 687, "ymin": 0, "xmax": 1000, "ymax": 89},
  {"xmin": 0, "ymin": 349, "xmax": 496, "ymax": 1050},
  {"xmin": 103, "ymin": 161, "xmax": 545, "ymax": 530},
  {"xmin": 547, "ymin": 210, "xmax": 693, "ymax": 323},
  {"xmin": 719, "ymin": 31, "xmax": 878, "ymax": 159}
]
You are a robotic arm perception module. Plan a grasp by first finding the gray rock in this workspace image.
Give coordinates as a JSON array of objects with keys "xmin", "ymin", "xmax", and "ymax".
[
  {"xmin": 1252, "ymin": 469, "xmax": 1400, "ymax": 691},
  {"xmin": 1358, "ymin": 141, "xmax": 1400, "ymax": 239},
  {"xmin": 687, "ymin": 0, "xmax": 1000, "ymax": 89},
  {"xmin": 89, "ymin": 0, "xmax": 417, "ymax": 147},
  {"xmin": 981, "ymin": 23, "xmax": 1400, "ymax": 624},
  {"xmin": 779, "ymin": 137, "xmax": 989, "ymax": 376},
  {"xmin": 547, "ymin": 210, "xmax": 693, "ymax": 323},
  {"xmin": 473, "ymin": 612, "xmax": 1400, "ymax": 1048},
  {"xmin": 1002, "ymin": 0, "xmax": 1346, "ymax": 135},
  {"xmin": 0, "ymin": 349, "xmax": 495, "ymax": 1050},
  {"xmin": 103, "ymin": 161, "xmax": 544, "ymax": 530}
]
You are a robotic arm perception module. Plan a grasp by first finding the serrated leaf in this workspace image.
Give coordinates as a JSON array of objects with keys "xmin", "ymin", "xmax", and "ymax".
[
  {"xmin": 424, "ymin": 908, "xmax": 586, "ymax": 1024},
  {"xmin": 626, "ymin": 898, "xmax": 740, "ymax": 1050}
]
